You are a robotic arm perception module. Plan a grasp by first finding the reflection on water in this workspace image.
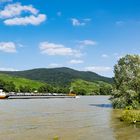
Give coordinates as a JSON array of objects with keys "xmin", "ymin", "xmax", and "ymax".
[
  {"xmin": 0, "ymin": 96, "xmax": 139, "ymax": 140},
  {"xmin": 111, "ymin": 110, "xmax": 140, "ymax": 140},
  {"xmin": 89, "ymin": 103, "xmax": 112, "ymax": 108}
]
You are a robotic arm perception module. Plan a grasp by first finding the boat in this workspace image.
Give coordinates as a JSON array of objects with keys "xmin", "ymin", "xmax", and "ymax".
[
  {"xmin": 0, "ymin": 89, "xmax": 9, "ymax": 99},
  {"xmin": 68, "ymin": 87, "xmax": 77, "ymax": 97}
]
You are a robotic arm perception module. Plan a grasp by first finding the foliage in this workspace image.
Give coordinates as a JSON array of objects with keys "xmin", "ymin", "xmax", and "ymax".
[
  {"xmin": 97, "ymin": 81, "xmax": 112, "ymax": 95},
  {"xmin": 0, "ymin": 68, "xmax": 113, "ymax": 94},
  {"xmin": 0, "ymin": 73, "xmax": 45, "ymax": 92},
  {"xmin": 111, "ymin": 54, "xmax": 140, "ymax": 109},
  {"xmin": 120, "ymin": 110, "xmax": 140, "ymax": 124},
  {"xmin": 71, "ymin": 79, "xmax": 112, "ymax": 95}
]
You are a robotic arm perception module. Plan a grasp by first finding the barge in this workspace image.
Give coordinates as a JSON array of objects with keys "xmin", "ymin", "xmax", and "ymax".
[
  {"xmin": 0, "ymin": 91, "xmax": 76, "ymax": 99},
  {"xmin": 0, "ymin": 89, "xmax": 9, "ymax": 99}
]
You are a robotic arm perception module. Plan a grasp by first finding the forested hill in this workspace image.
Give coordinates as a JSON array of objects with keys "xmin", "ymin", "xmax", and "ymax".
[{"xmin": 0, "ymin": 67, "xmax": 113, "ymax": 86}]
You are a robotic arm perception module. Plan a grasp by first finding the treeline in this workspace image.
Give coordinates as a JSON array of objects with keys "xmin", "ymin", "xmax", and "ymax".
[
  {"xmin": 0, "ymin": 79, "xmax": 70, "ymax": 93},
  {"xmin": 0, "ymin": 78, "xmax": 113, "ymax": 95},
  {"xmin": 71, "ymin": 79, "xmax": 112, "ymax": 95}
]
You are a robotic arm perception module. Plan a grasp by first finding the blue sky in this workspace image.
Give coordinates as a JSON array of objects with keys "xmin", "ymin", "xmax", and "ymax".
[{"xmin": 0, "ymin": 0, "xmax": 140, "ymax": 77}]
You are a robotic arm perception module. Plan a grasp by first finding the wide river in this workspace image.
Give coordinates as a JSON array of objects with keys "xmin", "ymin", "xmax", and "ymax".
[{"xmin": 0, "ymin": 96, "xmax": 140, "ymax": 140}]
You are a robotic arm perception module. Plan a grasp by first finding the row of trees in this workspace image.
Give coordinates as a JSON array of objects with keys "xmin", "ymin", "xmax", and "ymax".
[
  {"xmin": 0, "ymin": 78, "xmax": 113, "ymax": 95},
  {"xmin": 0, "ymin": 80, "xmax": 15, "ymax": 92},
  {"xmin": 0, "ymin": 79, "xmax": 70, "ymax": 93},
  {"xmin": 71, "ymin": 79, "xmax": 112, "ymax": 95}
]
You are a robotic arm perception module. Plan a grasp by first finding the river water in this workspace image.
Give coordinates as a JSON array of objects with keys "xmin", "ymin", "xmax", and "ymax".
[{"xmin": 0, "ymin": 96, "xmax": 140, "ymax": 140}]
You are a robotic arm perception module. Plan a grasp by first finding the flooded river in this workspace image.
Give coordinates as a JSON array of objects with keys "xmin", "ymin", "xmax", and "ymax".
[{"xmin": 0, "ymin": 96, "xmax": 140, "ymax": 140}]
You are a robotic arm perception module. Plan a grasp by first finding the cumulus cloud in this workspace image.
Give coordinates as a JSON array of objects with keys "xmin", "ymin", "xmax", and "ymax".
[
  {"xmin": 78, "ymin": 40, "xmax": 97, "ymax": 46},
  {"xmin": 71, "ymin": 18, "xmax": 91, "ymax": 26},
  {"xmin": 69, "ymin": 59, "xmax": 84, "ymax": 64},
  {"xmin": 4, "ymin": 14, "xmax": 46, "ymax": 26},
  {"xmin": 0, "ymin": 2, "xmax": 46, "ymax": 25},
  {"xmin": 85, "ymin": 66, "xmax": 112, "ymax": 73},
  {"xmin": 0, "ymin": 3, "xmax": 38, "ymax": 18},
  {"xmin": 39, "ymin": 42, "xmax": 82, "ymax": 57},
  {"xmin": 0, "ymin": 42, "xmax": 17, "ymax": 53}
]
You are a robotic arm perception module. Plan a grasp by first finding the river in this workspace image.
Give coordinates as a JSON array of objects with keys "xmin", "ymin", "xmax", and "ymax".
[{"xmin": 0, "ymin": 96, "xmax": 140, "ymax": 140}]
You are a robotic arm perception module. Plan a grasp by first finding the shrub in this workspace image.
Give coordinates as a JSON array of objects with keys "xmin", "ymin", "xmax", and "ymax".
[{"xmin": 120, "ymin": 110, "xmax": 140, "ymax": 124}]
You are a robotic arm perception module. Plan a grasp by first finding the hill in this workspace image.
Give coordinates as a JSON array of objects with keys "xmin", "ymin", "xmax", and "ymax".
[
  {"xmin": 0, "ymin": 73, "xmax": 45, "ymax": 91},
  {"xmin": 0, "ymin": 67, "xmax": 113, "ymax": 86}
]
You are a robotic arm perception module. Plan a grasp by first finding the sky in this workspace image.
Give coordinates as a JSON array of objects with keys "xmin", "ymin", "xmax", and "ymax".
[{"xmin": 0, "ymin": 0, "xmax": 140, "ymax": 77}]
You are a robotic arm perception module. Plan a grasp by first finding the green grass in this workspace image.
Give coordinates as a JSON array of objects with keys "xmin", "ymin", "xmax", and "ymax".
[{"xmin": 0, "ymin": 73, "xmax": 45, "ymax": 90}]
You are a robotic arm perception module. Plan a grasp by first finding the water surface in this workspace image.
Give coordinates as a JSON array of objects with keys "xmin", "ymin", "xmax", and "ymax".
[{"xmin": 0, "ymin": 96, "xmax": 139, "ymax": 140}]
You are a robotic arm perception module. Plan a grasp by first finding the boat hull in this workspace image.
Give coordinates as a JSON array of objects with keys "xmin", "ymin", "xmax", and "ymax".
[
  {"xmin": 0, "ymin": 95, "xmax": 9, "ymax": 99},
  {"xmin": 8, "ymin": 95, "xmax": 76, "ymax": 99}
]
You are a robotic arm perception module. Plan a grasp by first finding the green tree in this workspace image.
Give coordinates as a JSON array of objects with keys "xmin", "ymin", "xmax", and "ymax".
[
  {"xmin": 38, "ymin": 84, "xmax": 54, "ymax": 93},
  {"xmin": 0, "ymin": 79, "xmax": 5, "ymax": 89},
  {"xmin": 3, "ymin": 81, "xmax": 16, "ymax": 92},
  {"xmin": 98, "ymin": 81, "xmax": 112, "ymax": 95},
  {"xmin": 111, "ymin": 54, "xmax": 140, "ymax": 109},
  {"xmin": 19, "ymin": 85, "xmax": 32, "ymax": 93}
]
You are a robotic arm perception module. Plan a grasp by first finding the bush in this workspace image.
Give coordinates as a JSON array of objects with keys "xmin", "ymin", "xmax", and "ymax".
[{"xmin": 120, "ymin": 110, "xmax": 140, "ymax": 124}]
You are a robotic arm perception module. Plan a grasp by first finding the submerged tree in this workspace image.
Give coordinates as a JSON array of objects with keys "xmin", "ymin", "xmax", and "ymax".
[{"xmin": 111, "ymin": 54, "xmax": 140, "ymax": 109}]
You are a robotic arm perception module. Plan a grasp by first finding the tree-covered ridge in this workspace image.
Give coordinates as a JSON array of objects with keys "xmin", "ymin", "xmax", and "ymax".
[
  {"xmin": 0, "ymin": 73, "xmax": 45, "ymax": 92},
  {"xmin": 0, "ymin": 67, "xmax": 113, "ymax": 86},
  {"xmin": 0, "ymin": 73, "xmax": 112, "ymax": 95},
  {"xmin": 71, "ymin": 79, "xmax": 112, "ymax": 95}
]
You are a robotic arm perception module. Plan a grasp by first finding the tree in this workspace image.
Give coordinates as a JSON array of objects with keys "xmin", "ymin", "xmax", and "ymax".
[
  {"xmin": 19, "ymin": 85, "xmax": 32, "ymax": 93},
  {"xmin": 38, "ymin": 84, "xmax": 54, "ymax": 93},
  {"xmin": 99, "ymin": 82, "xmax": 112, "ymax": 95},
  {"xmin": 3, "ymin": 81, "xmax": 16, "ymax": 92},
  {"xmin": 111, "ymin": 54, "xmax": 140, "ymax": 109},
  {"xmin": 0, "ymin": 79, "xmax": 5, "ymax": 89}
]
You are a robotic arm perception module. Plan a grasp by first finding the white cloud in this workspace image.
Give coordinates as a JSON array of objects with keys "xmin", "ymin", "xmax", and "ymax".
[
  {"xmin": 0, "ymin": 42, "xmax": 17, "ymax": 53},
  {"xmin": 0, "ymin": 2, "xmax": 46, "ymax": 26},
  {"xmin": 101, "ymin": 54, "xmax": 109, "ymax": 58},
  {"xmin": 78, "ymin": 40, "xmax": 97, "ymax": 46},
  {"xmin": 4, "ymin": 14, "xmax": 46, "ymax": 26},
  {"xmin": 85, "ymin": 66, "xmax": 112, "ymax": 73},
  {"xmin": 0, "ymin": 3, "xmax": 38, "ymax": 18},
  {"xmin": 48, "ymin": 63, "xmax": 62, "ymax": 68},
  {"xmin": 0, "ymin": 67, "xmax": 18, "ymax": 71},
  {"xmin": 69, "ymin": 59, "xmax": 84, "ymax": 64},
  {"xmin": 39, "ymin": 42, "xmax": 82, "ymax": 57},
  {"xmin": 71, "ymin": 18, "xmax": 91, "ymax": 26},
  {"xmin": 71, "ymin": 18, "xmax": 85, "ymax": 26}
]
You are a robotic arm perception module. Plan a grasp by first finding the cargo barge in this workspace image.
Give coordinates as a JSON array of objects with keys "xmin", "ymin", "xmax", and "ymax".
[
  {"xmin": 0, "ymin": 90, "xmax": 76, "ymax": 99},
  {"xmin": 8, "ymin": 95, "xmax": 76, "ymax": 99}
]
